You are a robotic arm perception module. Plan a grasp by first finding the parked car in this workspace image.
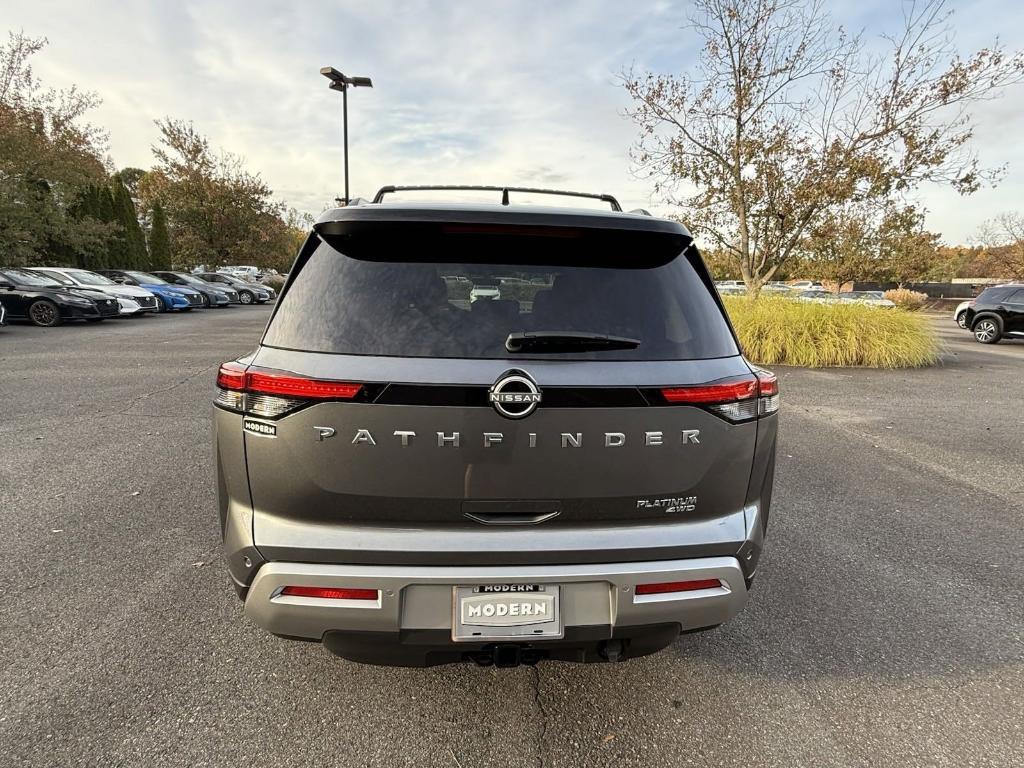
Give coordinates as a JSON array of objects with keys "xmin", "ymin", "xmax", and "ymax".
[
  {"xmin": 98, "ymin": 270, "xmax": 204, "ymax": 311},
  {"xmin": 796, "ymin": 289, "xmax": 842, "ymax": 304},
  {"xmin": 714, "ymin": 280, "xmax": 746, "ymax": 295},
  {"xmin": 0, "ymin": 268, "xmax": 120, "ymax": 326},
  {"xmin": 788, "ymin": 280, "xmax": 825, "ymax": 291},
  {"xmin": 215, "ymin": 185, "xmax": 778, "ymax": 667},
  {"xmin": 963, "ymin": 284, "xmax": 1024, "ymax": 344},
  {"xmin": 220, "ymin": 265, "xmax": 261, "ymax": 280},
  {"xmin": 196, "ymin": 273, "xmax": 272, "ymax": 304},
  {"xmin": 29, "ymin": 267, "xmax": 161, "ymax": 315},
  {"xmin": 838, "ymin": 291, "xmax": 896, "ymax": 308},
  {"xmin": 151, "ymin": 271, "xmax": 235, "ymax": 307},
  {"xmin": 469, "ymin": 283, "xmax": 501, "ymax": 302},
  {"xmin": 954, "ymin": 300, "xmax": 972, "ymax": 328}
]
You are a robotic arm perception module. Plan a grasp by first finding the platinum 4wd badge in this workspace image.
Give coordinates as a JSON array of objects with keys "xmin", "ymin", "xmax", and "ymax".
[
  {"xmin": 243, "ymin": 418, "xmax": 277, "ymax": 438},
  {"xmin": 636, "ymin": 496, "xmax": 697, "ymax": 513}
]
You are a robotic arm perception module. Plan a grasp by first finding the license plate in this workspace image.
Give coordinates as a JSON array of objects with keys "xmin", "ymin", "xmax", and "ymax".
[{"xmin": 452, "ymin": 585, "xmax": 562, "ymax": 642}]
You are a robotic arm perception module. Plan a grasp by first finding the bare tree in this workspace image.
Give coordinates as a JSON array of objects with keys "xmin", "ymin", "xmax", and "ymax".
[
  {"xmin": 978, "ymin": 212, "xmax": 1024, "ymax": 280},
  {"xmin": 622, "ymin": 0, "xmax": 1024, "ymax": 296}
]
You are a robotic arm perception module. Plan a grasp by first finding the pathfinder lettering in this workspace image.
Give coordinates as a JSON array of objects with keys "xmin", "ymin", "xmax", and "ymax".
[{"xmin": 328, "ymin": 429, "xmax": 701, "ymax": 447}]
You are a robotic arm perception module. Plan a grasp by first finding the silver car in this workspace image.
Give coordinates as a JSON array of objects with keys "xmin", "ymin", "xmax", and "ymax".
[{"xmin": 214, "ymin": 186, "xmax": 778, "ymax": 667}]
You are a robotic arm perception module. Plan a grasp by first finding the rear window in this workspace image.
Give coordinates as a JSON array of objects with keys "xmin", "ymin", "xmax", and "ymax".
[{"xmin": 262, "ymin": 228, "xmax": 739, "ymax": 361}]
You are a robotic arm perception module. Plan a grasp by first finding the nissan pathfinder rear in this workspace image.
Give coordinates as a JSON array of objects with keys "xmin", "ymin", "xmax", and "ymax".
[{"xmin": 214, "ymin": 186, "xmax": 778, "ymax": 667}]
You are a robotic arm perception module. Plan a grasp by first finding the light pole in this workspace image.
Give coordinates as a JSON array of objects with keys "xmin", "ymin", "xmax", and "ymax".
[{"xmin": 320, "ymin": 66, "xmax": 373, "ymax": 206}]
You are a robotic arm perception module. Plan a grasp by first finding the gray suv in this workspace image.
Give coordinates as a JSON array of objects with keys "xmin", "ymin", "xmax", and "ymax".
[{"xmin": 215, "ymin": 186, "xmax": 778, "ymax": 667}]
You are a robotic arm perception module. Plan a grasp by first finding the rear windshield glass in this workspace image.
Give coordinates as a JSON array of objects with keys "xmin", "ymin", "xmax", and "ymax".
[{"xmin": 263, "ymin": 229, "xmax": 738, "ymax": 360}]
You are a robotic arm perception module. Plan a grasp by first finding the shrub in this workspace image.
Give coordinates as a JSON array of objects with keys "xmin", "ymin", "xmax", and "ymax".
[
  {"xmin": 261, "ymin": 274, "xmax": 286, "ymax": 292},
  {"xmin": 883, "ymin": 288, "xmax": 928, "ymax": 311},
  {"xmin": 722, "ymin": 296, "xmax": 938, "ymax": 368}
]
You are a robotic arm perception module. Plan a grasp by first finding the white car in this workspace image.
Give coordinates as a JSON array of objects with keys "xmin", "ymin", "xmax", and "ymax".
[
  {"xmin": 220, "ymin": 266, "xmax": 261, "ymax": 280},
  {"xmin": 29, "ymin": 267, "xmax": 161, "ymax": 315},
  {"xmin": 954, "ymin": 300, "xmax": 972, "ymax": 328},
  {"xmin": 470, "ymin": 284, "xmax": 501, "ymax": 302},
  {"xmin": 114, "ymin": 296, "xmax": 144, "ymax": 315},
  {"xmin": 789, "ymin": 280, "xmax": 825, "ymax": 292},
  {"xmin": 714, "ymin": 280, "xmax": 747, "ymax": 295},
  {"xmin": 839, "ymin": 291, "xmax": 896, "ymax": 308},
  {"xmin": 796, "ymin": 289, "xmax": 843, "ymax": 304}
]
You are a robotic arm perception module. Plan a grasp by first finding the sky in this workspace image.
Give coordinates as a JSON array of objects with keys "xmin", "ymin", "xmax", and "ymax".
[{"xmin": 5, "ymin": 0, "xmax": 1024, "ymax": 244}]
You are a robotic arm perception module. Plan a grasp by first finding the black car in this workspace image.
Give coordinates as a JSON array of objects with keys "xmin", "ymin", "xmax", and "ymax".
[
  {"xmin": 964, "ymin": 284, "xmax": 1024, "ymax": 344},
  {"xmin": 196, "ymin": 272, "xmax": 272, "ymax": 304},
  {"xmin": 150, "ymin": 271, "xmax": 235, "ymax": 307},
  {"xmin": 0, "ymin": 268, "xmax": 121, "ymax": 326}
]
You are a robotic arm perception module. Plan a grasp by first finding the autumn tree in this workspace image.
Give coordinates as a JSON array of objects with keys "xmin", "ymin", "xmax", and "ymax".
[
  {"xmin": 622, "ymin": 0, "xmax": 1024, "ymax": 296},
  {"xmin": 801, "ymin": 206, "xmax": 881, "ymax": 291},
  {"xmin": 877, "ymin": 206, "xmax": 943, "ymax": 285},
  {"xmin": 0, "ymin": 32, "xmax": 112, "ymax": 266},
  {"xmin": 978, "ymin": 212, "xmax": 1024, "ymax": 280},
  {"xmin": 138, "ymin": 118, "xmax": 294, "ymax": 269}
]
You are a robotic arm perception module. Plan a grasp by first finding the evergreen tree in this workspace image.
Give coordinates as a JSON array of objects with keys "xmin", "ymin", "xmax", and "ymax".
[
  {"xmin": 148, "ymin": 200, "xmax": 172, "ymax": 270},
  {"xmin": 112, "ymin": 174, "xmax": 148, "ymax": 268},
  {"xmin": 98, "ymin": 185, "xmax": 122, "ymax": 267}
]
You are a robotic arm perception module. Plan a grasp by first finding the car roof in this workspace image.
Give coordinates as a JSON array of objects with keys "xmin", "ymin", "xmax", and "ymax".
[{"xmin": 314, "ymin": 201, "xmax": 690, "ymax": 237}]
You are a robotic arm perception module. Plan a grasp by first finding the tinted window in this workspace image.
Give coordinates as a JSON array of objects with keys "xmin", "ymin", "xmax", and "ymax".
[
  {"xmin": 126, "ymin": 271, "xmax": 167, "ymax": 284},
  {"xmin": 2, "ymin": 269, "xmax": 61, "ymax": 287},
  {"xmin": 33, "ymin": 270, "xmax": 74, "ymax": 285},
  {"xmin": 978, "ymin": 287, "xmax": 1012, "ymax": 303},
  {"xmin": 263, "ymin": 232, "xmax": 738, "ymax": 360}
]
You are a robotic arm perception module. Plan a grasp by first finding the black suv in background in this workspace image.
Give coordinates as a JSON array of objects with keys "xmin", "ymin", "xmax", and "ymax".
[
  {"xmin": 214, "ymin": 185, "xmax": 779, "ymax": 668},
  {"xmin": 964, "ymin": 284, "xmax": 1024, "ymax": 344}
]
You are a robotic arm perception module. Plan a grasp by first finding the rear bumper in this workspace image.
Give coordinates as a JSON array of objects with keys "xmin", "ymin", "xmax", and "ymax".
[{"xmin": 243, "ymin": 556, "xmax": 748, "ymax": 665}]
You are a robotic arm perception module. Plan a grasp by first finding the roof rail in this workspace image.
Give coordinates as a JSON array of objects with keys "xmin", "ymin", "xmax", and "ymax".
[{"xmin": 371, "ymin": 185, "xmax": 622, "ymax": 212}]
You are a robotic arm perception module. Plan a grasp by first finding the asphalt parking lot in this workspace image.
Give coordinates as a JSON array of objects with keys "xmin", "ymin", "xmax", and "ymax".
[{"xmin": 1, "ymin": 308, "xmax": 1021, "ymax": 767}]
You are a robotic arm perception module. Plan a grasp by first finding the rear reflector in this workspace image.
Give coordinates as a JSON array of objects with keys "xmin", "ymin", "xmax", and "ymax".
[
  {"xmin": 280, "ymin": 586, "xmax": 379, "ymax": 601},
  {"xmin": 661, "ymin": 377, "xmax": 758, "ymax": 404},
  {"xmin": 635, "ymin": 579, "xmax": 722, "ymax": 595}
]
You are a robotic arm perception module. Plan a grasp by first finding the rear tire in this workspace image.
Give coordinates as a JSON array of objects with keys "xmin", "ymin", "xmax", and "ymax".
[
  {"xmin": 28, "ymin": 300, "xmax": 62, "ymax": 327},
  {"xmin": 239, "ymin": 290, "xmax": 255, "ymax": 305},
  {"xmin": 973, "ymin": 318, "xmax": 1001, "ymax": 344}
]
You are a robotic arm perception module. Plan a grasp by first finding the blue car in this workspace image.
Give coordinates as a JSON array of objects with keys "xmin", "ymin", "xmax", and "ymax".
[{"xmin": 98, "ymin": 270, "xmax": 205, "ymax": 311}]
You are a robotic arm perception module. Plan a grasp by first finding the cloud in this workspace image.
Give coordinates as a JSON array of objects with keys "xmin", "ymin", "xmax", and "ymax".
[{"xmin": 6, "ymin": 0, "xmax": 1024, "ymax": 243}]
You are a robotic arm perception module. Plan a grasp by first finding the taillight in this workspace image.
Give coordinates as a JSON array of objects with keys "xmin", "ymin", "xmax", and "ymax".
[
  {"xmin": 635, "ymin": 579, "xmax": 722, "ymax": 595},
  {"xmin": 755, "ymin": 369, "xmax": 779, "ymax": 416},
  {"xmin": 279, "ymin": 586, "xmax": 379, "ymax": 601},
  {"xmin": 215, "ymin": 362, "xmax": 361, "ymax": 418},
  {"xmin": 660, "ymin": 369, "xmax": 778, "ymax": 422}
]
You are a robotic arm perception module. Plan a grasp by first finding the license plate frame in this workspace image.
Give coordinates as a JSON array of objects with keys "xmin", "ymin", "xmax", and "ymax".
[{"xmin": 452, "ymin": 584, "xmax": 562, "ymax": 642}]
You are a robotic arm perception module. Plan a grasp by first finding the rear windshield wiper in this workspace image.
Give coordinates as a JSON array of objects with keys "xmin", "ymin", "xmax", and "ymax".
[{"xmin": 505, "ymin": 331, "xmax": 641, "ymax": 353}]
